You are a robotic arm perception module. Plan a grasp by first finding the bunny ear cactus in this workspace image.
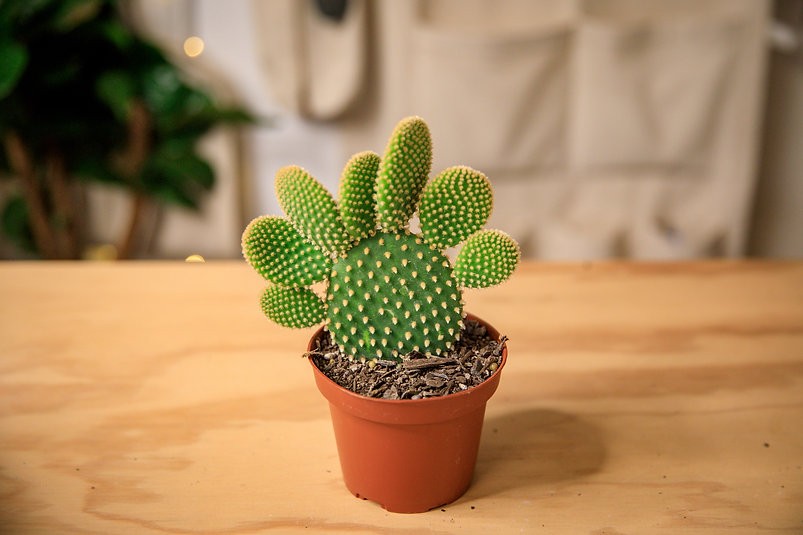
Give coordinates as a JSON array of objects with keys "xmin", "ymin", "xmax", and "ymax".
[{"xmin": 243, "ymin": 116, "xmax": 520, "ymax": 359}]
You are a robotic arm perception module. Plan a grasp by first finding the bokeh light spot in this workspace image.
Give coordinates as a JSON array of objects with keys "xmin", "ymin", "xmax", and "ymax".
[{"xmin": 183, "ymin": 36, "xmax": 204, "ymax": 58}]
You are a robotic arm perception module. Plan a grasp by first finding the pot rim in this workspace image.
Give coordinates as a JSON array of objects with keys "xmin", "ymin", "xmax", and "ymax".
[{"xmin": 307, "ymin": 312, "xmax": 507, "ymax": 408}]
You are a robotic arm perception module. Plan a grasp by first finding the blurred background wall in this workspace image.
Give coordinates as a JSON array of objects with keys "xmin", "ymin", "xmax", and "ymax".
[
  {"xmin": 2, "ymin": 0, "xmax": 801, "ymax": 260},
  {"xmin": 751, "ymin": 0, "xmax": 803, "ymax": 258}
]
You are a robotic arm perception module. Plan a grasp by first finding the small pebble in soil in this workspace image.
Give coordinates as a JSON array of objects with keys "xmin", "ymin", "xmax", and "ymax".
[{"xmin": 307, "ymin": 319, "xmax": 507, "ymax": 399}]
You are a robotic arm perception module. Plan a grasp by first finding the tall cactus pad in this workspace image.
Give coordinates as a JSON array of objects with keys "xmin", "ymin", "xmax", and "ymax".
[
  {"xmin": 419, "ymin": 166, "xmax": 493, "ymax": 249},
  {"xmin": 454, "ymin": 230, "xmax": 521, "ymax": 289},
  {"xmin": 338, "ymin": 151, "xmax": 381, "ymax": 241},
  {"xmin": 326, "ymin": 230, "xmax": 463, "ymax": 358},
  {"xmin": 242, "ymin": 216, "xmax": 332, "ymax": 287},
  {"xmin": 376, "ymin": 117, "xmax": 432, "ymax": 232},
  {"xmin": 261, "ymin": 285, "xmax": 326, "ymax": 328},
  {"xmin": 275, "ymin": 165, "xmax": 351, "ymax": 255}
]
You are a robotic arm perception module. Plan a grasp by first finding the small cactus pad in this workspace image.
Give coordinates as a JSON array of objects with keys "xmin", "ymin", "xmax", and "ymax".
[
  {"xmin": 454, "ymin": 230, "xmax": 521, "ymax": 289},
  {"xmin": 376, "ymin": 117, "xmax": 432, "ymax": 232},
  {"xmin": 261, "ymin": 285, "xmax": 326, "ymax": 328},
  {"xmin": 326, "ymin": 230, "xmax": 463, "ymax": 358},
  {"xmin": 242, "ymin": 216, "xmax": 332, "ymax": 287},
  {"xmin": 419, "ymin": 166, "xmax": 493, "ymax": 249},
  {"xmin": 275, "ymin": 165, "xmax": 351, "ymax": 255},
  {"xmin": 338, "ymin": 151, "xmax": 381, "ymax": 241}
]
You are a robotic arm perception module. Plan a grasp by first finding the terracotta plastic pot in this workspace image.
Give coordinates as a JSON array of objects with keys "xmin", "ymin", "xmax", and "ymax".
[{"xmin": 308, "ymin": 313, "xmax": 507, "ymax": 513}]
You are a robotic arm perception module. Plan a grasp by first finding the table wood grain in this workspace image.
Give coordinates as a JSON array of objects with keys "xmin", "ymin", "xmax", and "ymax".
[{"xmin": 1, "ymin": 261, "xmax": 801, "ymax": 534}]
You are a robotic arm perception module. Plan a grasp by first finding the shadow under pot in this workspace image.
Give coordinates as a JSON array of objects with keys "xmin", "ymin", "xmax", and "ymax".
[{"xmin": 308, "ymin": 312, "xmax": 507, "ymax": 513}]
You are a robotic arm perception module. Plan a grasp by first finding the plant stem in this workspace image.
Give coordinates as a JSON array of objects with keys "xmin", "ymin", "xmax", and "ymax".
[
  {"xmin": 3, "ymin": 132, "xmax": 59, "ymax": 259},
  {"xmin": 118, "ymin": 193, "xmax": 146, "ymax": 260},
  {"xmin": 116, "ymin": 100, "xmax": 151, "ymax": 259},
  {"xmin": 46, "ymin": 150, "xmax": 80, "ymax": 259}
]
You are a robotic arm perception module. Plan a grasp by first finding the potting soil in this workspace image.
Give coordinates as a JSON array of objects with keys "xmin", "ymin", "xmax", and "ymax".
[{"xmin": 308, "ymin": 319, "xmax": 506, "ymax": 399}]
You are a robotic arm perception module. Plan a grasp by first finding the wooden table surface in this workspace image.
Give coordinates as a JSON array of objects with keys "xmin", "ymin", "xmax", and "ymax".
[{"xmin": 1, "ymin": 261, "xmax": 802, "ymax": 534}]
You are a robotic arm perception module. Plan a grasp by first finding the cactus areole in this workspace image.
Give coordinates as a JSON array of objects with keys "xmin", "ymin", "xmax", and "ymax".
[{"xmin": 242, "ymin": 116, "xmax": 520, "ymax": 361}]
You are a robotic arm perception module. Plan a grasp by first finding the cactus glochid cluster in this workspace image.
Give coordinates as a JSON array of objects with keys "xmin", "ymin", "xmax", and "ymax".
[{"xmin": 242, "ymin": 117, "xmax": 520, "ymax": 360}]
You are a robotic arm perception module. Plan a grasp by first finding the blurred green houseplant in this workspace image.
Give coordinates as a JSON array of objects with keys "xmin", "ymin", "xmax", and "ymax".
[{"xmin": 0, "ymin": 0, "xmax": 252, "ymax": 259}]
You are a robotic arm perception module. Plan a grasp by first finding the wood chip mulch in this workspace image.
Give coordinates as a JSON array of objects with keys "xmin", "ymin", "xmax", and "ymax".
[{"xmin": 307, "ymin": 319, "xmax": 507, "ymax": 399}]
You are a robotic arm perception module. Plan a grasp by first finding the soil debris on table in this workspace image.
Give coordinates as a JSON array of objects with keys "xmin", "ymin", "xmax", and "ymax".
[{"xmin": 307, "ymin": 319, "xmax": 507, "ymax": 399}]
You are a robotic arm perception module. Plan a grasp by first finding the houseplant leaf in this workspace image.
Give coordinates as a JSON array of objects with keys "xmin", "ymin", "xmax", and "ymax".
[
  {"xmin": 0, "ymin": 40, "xmax": 28, "ymax": 99},
  {"xmin": 96, "ymin": 70, "xmax": 135, "ymax": 121}
]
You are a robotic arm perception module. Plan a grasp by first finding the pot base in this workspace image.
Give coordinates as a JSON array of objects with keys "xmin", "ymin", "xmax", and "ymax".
[{"xmin": 332, "ymin": 404, "xmax": 487, "ymax": 513}]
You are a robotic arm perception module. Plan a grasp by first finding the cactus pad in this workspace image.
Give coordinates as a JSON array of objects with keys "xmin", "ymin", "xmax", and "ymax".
[
  {"xmin": 419, "ymin": 166, "xmax": 493, "ymax": 249},
  {"xmin": 242, "ymin": 216, "xmax": 332, "ymax": 287},
  {"xmin": 326, "ymin": 231, "xmax": 463, "ymax": 358},
  {"xmin": 376, "ymin": 117, "xmax": 432, "ymax": 232},
  {"xmin": 276, "ymin": 165, "xmax": 351, "ymax": 255},
  {"xmin": 261, "ymin": 285, "xmax": 326, "ymax": 328},
  {"xmin": 454, "ymin": 230, "xmax": 521, "ymax": 289},
  {"xmin": 338, "ymin": 151, "xmax": 381, "ymax": 241},
  {"xmin": 243, "ymin": 116, "xmax": 520, "ymax": 360}
]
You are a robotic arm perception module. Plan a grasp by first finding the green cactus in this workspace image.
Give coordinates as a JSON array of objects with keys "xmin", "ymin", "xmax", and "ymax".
[{"xmin": 243, "ymin": 116, "xmax": 520, "ymax": 359}]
